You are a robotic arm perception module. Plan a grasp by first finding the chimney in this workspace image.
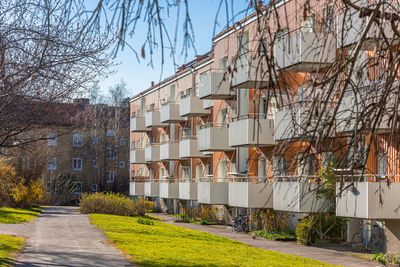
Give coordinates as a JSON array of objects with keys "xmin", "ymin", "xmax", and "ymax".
[
  {"xmin": 151, "ymin": 81, "xmax": 155, "ymax": 87},
  {"xmin": 258, "ymin": 1, "xmax": 263, "ymax": 7}
]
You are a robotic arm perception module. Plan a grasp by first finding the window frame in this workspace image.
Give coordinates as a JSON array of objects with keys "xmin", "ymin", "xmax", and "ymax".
[
  {"xmin": 72, "ymin": 158, "xmax": 83, "ymax": 171},
  {"xmin": 106, "ymin": 148, "xmax": 116, "ymax": 160},
  {"xmin": 72, "ymin": 134, "xmax": 83, "ymax": 147},
  {"xmin": 47, "ymin": 133, "xmax": 57, "ymax": 146},
  {"xmin": 106, "ymin": 171, "xmax": 115, "ymax": 183}
]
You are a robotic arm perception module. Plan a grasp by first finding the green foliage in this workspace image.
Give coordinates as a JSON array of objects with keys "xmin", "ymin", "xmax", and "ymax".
[
  {"xmin": 12, "ymin": 180, "xmax": 43, "ymax": 208},
  {"xmin": 90, "ymin": 213, "xmax": 334, "ymax": 267},
  {"xmin": 253, "ymin": 230, "xmax": 296, "ymax": 241},
  {"xmin": 0, "ymin": 234, "xmax": 25, "ymax": 264},
  {"xmin": 254, "ymin": 209, "xmax": 289, "ymax": 232},
  {"xmin": 317, "ymin": 166, "xmax": 337, "ymax": 202},
  {"xmin": 79, "ymin": 193, "xmax": 151, "ymax": 216},
  {"xmin": 296, "ymin": 214, "xmax": 347, "ymax": 245},
  {"xmin": 0, "ymin": 207, "xmax": 41, "ymax": 224},
  {"xmin": 371, "ymin": 253, "xmax": 400, "ymax": 264},
  {"xmin": 137, "ymin": 218, "xmax": 154, "ymax": 225}
]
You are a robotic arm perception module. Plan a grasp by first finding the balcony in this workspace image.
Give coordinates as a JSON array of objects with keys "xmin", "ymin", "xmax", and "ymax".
[
  {"xmin": 203, "ymin": 99, "xmax": 214, "ymax": 110},
  {"xmin": 274, "ymin": 104, "xmax": 333, "ymax": 141},
  {"xmin": 179, "ymin": 95, "xmax": 211, "ymax": 117},
  {"xmin": 144, "ymin": 181, "xmax": 159, "ymax": 197},
  {"xmin": 336, "ymin": 179, "xmax": 400, "ymax": 219},
  {"xmin": 130, "ymin": 149, "xmax": 146, "ymax": 164},
  {"xmin": 179, "ymin": 138, "xmax": 210, "ymax": 158},
  {"xmin": 130, "ymin": 117, "xmax": 150, "ymax": 132},
  {"xmin": 231, "ymin": 52, "xmax": 270, "ymax": 89},
  {"xmin": 145, "ymin": 144, "xmax": 160, "ymax": 162},
  {"xmin": 337, "ymin": 7, "xmax": 397, "ymax": 50},
  {"xmin": 198, "ymin": 72, "xmax": 234, "ymax": 100},
  {"xmin": 229, "ymin": 115, "xmax": 274, "ymax": 147},
  {"xmin": 159, "ymin": 141, "xmax": 180, "ymax": 161},
  {"xmin": 197, "ymin": 180, "xmax": 229, "ymax": 205},
  {"xmin": 159, "ymin": 181, "xmax": 179, "ymax": 199},
  {"xmin": 160, "ymin": 102, "xmax": 186, "ymax": 123},
  {"xmin": 129, "ymin": 181, "xmax": 145, "ymax": 196},
  {"xmin": 179, "ymin": 181, "xmax": 198, "ymax": 200},
  {"xmin": 273, "ymin": 178, "xmax": 328, "ymax": 213},
  {"xmin": 197, "ymin": 124, "xmax": 233, "ymax": 152},
  {"xmin": 145, "ymin": 110, "xmax": 168, "ymax": 128},
  {"xmin": 274, "ymin": 28, "xmax": 336, "ymax": 72},
  {"xmin": 228, "ymin": 179, "xmax": 273, "ymax": 208}
]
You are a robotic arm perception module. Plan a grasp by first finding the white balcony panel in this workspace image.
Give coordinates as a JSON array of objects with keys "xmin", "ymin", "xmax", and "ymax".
[
  {"xmin": 274, "ymin": 31, "xmax": 335, "ymax": 72},
  {"xmin": 160, "ymin": 103, "xmax": 186, "ymax": 123},
  {"xmin": 160, "ymin": 142, "xmax": 180, "ymax": 161},
  {"xmin": 130, "ymin": 149, "xmax": 146, "ymax": 164},
  {"xmin": 198, "ymin": 127, "xmax": 233, "ymax": 152},
  {"xmin": 229, "ymin": 118, "xmax": 274, "ymax": 147},
  {"xmin": 336, "ymin": 182, "xmax": 400, "ymax": 219},
  {"xmin": 145, "ymin": 111, "xmax": 167, "ymax": 128},
  {"xmin": 197, "ymin": 182, "xmax": 229, "ymax": 205},
  {"xmin": 203, "ymin": 99, "xmax": 214, "ymax": 110},
  {"xmin": 231, "ymin": 53, "xmax": 270, "ymax": 89},
  {"xmin": 199, "ymin": 72, "xmax": 234, "ymax": 100},
  {"xmin": 130, "ymin": 182, "xmax": 145, "ymax": 196},
  {"xmin": 179, "ymin": 139, "xmax": 209, "ymax": 158},
  {"xmin": 179, "ymin": 95, "xmax": 211, "ymax": 117},
  {"xmin": 159, "ymin": 183, "xmax": 179, "ymax": 199},
  {"xmin": 337, "ymin": 7, "xmax": 397, "ymax": 50},
  {"xmin": 228, "ymin": 182, "xmax": 273, "ymax": 208},
  {"xmin": 145, "ymin": 145, "xmax": 160, "ymax": 162},
  {"xmin": 179, "ymin": 182, "xmax": 198, "ymax": 200},
  {"xmin": 273, "ymin": 181, "xmax": 328, "ymax": 213},
  {"xmin": 144, "ymin": 182, "xmax": 159, "ymax": 197},
  {"xmin": 130, "ymin": 117, "xmax": 150, "ymax": 132}
]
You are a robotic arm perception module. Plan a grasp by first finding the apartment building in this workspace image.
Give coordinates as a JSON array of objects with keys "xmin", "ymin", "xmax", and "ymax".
[{"xmin": 130, "ymin": 0, "xmax": 400, "ymax": 252}]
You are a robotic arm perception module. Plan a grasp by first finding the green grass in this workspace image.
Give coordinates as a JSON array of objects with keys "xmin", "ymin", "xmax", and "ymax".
[
  {"xmin": 90, "ymin": 214, "xmax": 336, "ymax": 267},
  {"xmin": 0, "ymin": 207, "xmax": 41, "ymax": 224},
  {"xmin": 253, "ymin": 230, "xmax": 297, "ymax": 241},
  {"xmin": 0, "ymin": 234, "xmax": 24, "ymax": 266}
]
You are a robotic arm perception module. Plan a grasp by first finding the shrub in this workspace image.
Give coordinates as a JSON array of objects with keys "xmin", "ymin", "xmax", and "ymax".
[
  {"xmin": 253, "ymin": 230, "xmax": 296, "ymax": 241},
  {"xmin": 79, "ymin": 193, "xmax": 150, "ymax": 216},
  {"xmin": 12, "ymin": 179, "xmax": 43, "ymax": 208},
  {"xmin": 198, "ymin": 206, "xmax": 218, "ymax": 223},
  {"xmin": 137, "ymin": 217, "xmax": 154, "ymax": 225},
  {"xmin": 372, "ymin": 253, "xmax": 400, "ymax": 265},
  {"xmin": 295, "ymin": 214, "xmax": 347, "ymax": 245}
]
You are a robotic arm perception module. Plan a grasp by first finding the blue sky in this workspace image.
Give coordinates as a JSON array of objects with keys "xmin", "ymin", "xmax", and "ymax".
[{"xmin": 95, "ymin": 1, "xmax": 252, "ymax": 97}]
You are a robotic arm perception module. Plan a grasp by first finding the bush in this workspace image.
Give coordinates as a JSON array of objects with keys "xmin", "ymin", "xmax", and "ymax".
[
  {"xmin": 198, "ymin": 206, "xmax": 218, "ymax": 223},
  {"xmin": 137, "ymin": 218, "xmax": 154, "ymax": 225},
  {"xmin": 372, "ymin": 253, "xmax": 400, "ymax": 265},
  {"xmin": 79, "ymin": 193, "xmax": 151, "ymax": 216},
  {"xmin": 295, "ymin": 214, "xmax": 347, "ymax": 245},
  {"xmin": 12, "ymin": 179, "xmax": 43, "ymax": 208},
  {"xmin": 253, "ymin": 230, "xmax": 296, "ymax": 241}
]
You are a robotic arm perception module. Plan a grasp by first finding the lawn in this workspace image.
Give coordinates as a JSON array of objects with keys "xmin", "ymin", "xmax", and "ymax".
[
  {"xmin": 90, "ymin": 214, "xmax": 335, "ymax": 267},
  {"xmin": 0, "ymin": 234, "xmax": 24, "ymax": 266},
  {"xmin": 0, "ymin": 208, "xmax": 41, "ymax": 224}
]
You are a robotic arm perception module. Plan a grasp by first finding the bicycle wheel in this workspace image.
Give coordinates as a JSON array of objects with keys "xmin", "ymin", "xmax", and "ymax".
[
  {"xmin": 370, "ymin": 232, "xmax": 384, "ymax": 253},
  {"xmin": 351, "ymin": 232, "xmax": 363, "ymax": 252},
  {"xmin": 241, "ymin": 221, "xmax": 250, "ymax": 233}
]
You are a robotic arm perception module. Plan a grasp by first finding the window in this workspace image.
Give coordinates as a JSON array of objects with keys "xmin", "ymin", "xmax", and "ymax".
[
  {"xmin": 186, "ymin": 88, "xmax": 193, "ymax": 96},
  {"xmin": 179, "ymin": 91, "xmax": 184, "ymax": 99},
  {"xmin": 47, "ymin": 133, "xmax": 57, "ymax": 146},
  {"xmin": 179, "ymin": 128, "xmax": 192, "ymax": 140},
  {"xmin": 92, "ymin": 136, "xmax": 99, "ymax": 145},
  {"xmin": 219, "ymin": 56, "xmax": 228, "ymax": 71},
  {"xmin": 150, "ymin": 103, "xmax": 155, "ymax": 111},
  {"xmin": 258, "ymin": 157, "xmax": 267, "ymax": 178},
  {"xmin": 323, "ymin": 4, "xmax": 335, "ymax": 33},
  {"xmin": 179, "ymin": 166, "xmax": 191, "ymax": 180},
  {"xmin": 92, "ymin": 184, "xmax": 98, "ymax": 192},
  {"xmin": 120, "ymin": 138, "xmax": 125, "ymax": 146},
  {"xmin": 160, "ymin": 167, "xmax": 167, "ymax": 178},
  {"xmin": 131, "ymin": 141, "xmax": 136, "ymax": 150},
  {"xmin": 131, "ymin": 170, "xmax": 135, "ymax": 177},
  {"xmin": 47, "ymin": 157, "xmax": 57, "ymax": 171},
  {"xmin": 378, "ymin": 153, "xmax": 387, "ymax": 176},
  {"xmin": 149, "ymin": 136, "xmax": 155, "ymax": 144},
  {"xmin": 107, "ymin": 130, "xmax": 115, "ymax": 137},
  {"xmin": 273, "ymin": 156, "xmax": 287, "ymax": 176},
  {"xmin": 106, "ymin": 148, "xmax": 116, "ymax": 160},
  {"xmin": 238, "ymin": 30, "xmax": 249, "ymax": 54},
  {"xmin": 92, "ymin": 160, "xmax": 98, "ymax": 168},
  {"xmin": 72, "ymin": 158, "xmax": 83, "ymax": 171},
  {"xmin": 131, "ymin": 111, "xmax": 136, "ymax": 118},
  {"xmin": 106, "ymin": 171, "xmax": 115, "ymax": 183},
  {"xmin": 322, "ymin": 152, "xmax": 334, "ymax": 167},
  {"xmin": 297, "ymin": 154, "xmax": 315, "ymax": 176},
  {"xmin": 119, "ymin": 161, "xmax": 125, "ymax": 168},
  {"xmin": 72, "ymin": 182, "xmax": 82, "ymax": 195},
  {"xmin": 301, "ymin": 14, "xmax": 315, "ymax": 33},
  {"xmin": 73, "ymin": 134, "xmax": 83, "ymax": 147}
]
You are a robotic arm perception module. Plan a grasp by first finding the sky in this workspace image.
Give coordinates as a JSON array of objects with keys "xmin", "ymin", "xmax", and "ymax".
[{"xmin": 94, "ymin": 1, "xmax": 252, "ymax": 98}]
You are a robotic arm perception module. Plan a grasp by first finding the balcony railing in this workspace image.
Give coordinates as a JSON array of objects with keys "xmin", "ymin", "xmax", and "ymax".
[
  {"xmin": 273, "ymin": 176, "xmax": 329, "ymax": 213},
  {"xmin": 159, "ymin": 141, "xmax": 180, "ymax": 161},
  {"xmin": 130, "ymin": 149, "xmax": 146, "ymax": 164},
  {"xmin": 160, "ymin": 101, "xmax": 187, "ymax": 123},
  {"xmin": 203, "ymin": 99, "xmax": 214, "ymax": 110},
  {"xmin": 129, "ymin": 181, "xmax": 145, "ymax": 196},
  {"xmin": 197, "ymin": 123, "xmax": 234, "ymax": 152},
  {"xmin": 179, "ymin": 137, "xmax": 210, "ymax": 158},
  {"xmin": 145, "ymin": 144, "xmax": 160, "ymax": 162},
  {"xmin": 336, "ymin": 174, "xmax": 400, "ymax": 219},
  {"xmin": 159, "ymin": 179, "xmax": 179, "ymax": 199},
  {"xmin": 179, "ymin": 94, "xmax": 211, "ymax": 117},
  {"xmin": 229, "ymin": 114, "xmax": 274, "ymax": 147},
  {"xmin": 145, "ymin": 110, "xmax": 168, "ymax": 128},
  {"xmin": 197, "ymin": 177, "xmax": 229, "ymax": 205},
  {"xmin": 228, "ymin": 177, "xmax": 273, "ymax": 208},
  {"xmin": 198, "ymin": 70, "xmax": 234, "ymax": 100},
  {"xmin": 274, "ymin": 27, "xmax": 336, "ymax": 72},
  {"xmin": 144, "ymin": 181, "xmax": 160, "ymax": 197},
  {"xmin": 178, "ymin": 179, "xmax": 198, "ymax": 200},
  {"xmin": 130, "ymin": 117, "xmax": 151, "ymax": 132},
  {"xmin": 231, "ymin": 51, "xmax": 271, "ymax": 89}
]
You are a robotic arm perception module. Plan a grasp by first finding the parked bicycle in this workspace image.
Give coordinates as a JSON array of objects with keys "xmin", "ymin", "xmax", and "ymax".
[
  {"xmin": 231, "ymin": 214, "xmax": 250, "ymax": 233},
  {"xmin": 351, "ymin": 223, "xmax": 384, "ymax": 253}
]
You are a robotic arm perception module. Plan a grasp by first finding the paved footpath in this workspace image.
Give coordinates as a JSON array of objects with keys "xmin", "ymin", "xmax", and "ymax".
[
  {"xmin": 0, "ymin": 206, "xmax": 132, "ymax": 267},
  {"xmin": 153, "ymin": 213, "xmax": 382, "ymax": 267}
]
